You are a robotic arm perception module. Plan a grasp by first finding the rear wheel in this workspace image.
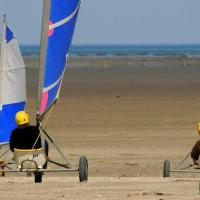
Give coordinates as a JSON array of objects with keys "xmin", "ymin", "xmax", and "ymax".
[
  {"xmin": 34, "ymin": 172, "xmax": 43, "ymax": 183},
  {"xmin": 79, "ymin": 156, "xmax": 88, "ymax": 182},
  {"xmin": 163, "ymin": 160, "xmax": 170, "ymax": 177}
]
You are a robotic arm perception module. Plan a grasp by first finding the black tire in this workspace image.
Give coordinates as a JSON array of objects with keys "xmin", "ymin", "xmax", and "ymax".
[
  {"xmin": 79, "ymin": 156, "xmax": 88, "ymax": 182},
  {"xmin": 42, "ymin": 139, "xmax": 49, "ymax": 169},
  {"xmin": 163, "ymin": 160, "xmax": 170, "ymax": 177},
  {"xmin": 34, "ymin": 172, "xmax": 43, "ymax": 183}
]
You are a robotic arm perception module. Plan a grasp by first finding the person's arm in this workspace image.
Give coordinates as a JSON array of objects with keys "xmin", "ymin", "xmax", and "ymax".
[{"xmin": 9, "ymin": 131, "xmax": 15, "ymax": 152}]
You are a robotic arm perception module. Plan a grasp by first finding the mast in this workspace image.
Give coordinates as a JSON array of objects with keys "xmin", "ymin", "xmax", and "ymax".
[
  {"xmin": 36, "ymin": 0, "xmax": 51, "ymax": 126},
  {"xmin": 0, "ymin": 15, "xmax": 7, "ymax": 109}
]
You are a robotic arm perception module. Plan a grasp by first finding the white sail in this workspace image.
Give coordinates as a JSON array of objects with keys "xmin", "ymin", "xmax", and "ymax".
[{"xmin": 0, "ymin": 16, "xmax": 26, "ymax": 143}]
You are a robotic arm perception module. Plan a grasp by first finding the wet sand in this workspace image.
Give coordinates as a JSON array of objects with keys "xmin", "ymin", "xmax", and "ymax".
[{"xmin": 2, "ymin": 56, "xmax": 200, "ymax": 199}]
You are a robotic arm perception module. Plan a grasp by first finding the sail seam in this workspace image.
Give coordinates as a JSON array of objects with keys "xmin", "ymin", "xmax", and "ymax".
[
  {"xmin": 3, "ymin": 65, "xmax": 26, "ymax": 71},
  {"xmin": 49, "ymin": 2, "xmax": 80, "ymax": 30}
]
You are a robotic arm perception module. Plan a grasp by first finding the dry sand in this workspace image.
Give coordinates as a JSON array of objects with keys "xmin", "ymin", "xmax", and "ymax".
[{"xmin": 1, "ymin": 56, "xmax": 200, "ymax": 199}]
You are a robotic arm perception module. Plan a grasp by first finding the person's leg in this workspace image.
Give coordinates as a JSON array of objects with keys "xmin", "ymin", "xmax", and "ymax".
[{"xmin": 191, "ymin": 140, "xmax": 200, "ymax": 165}]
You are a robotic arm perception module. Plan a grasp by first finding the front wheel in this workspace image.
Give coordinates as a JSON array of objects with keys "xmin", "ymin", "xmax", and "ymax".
[
  {"xmin": 34, "ymin": 172, "xmax": 43, "ymax": 183},
  {"xmin": 79, "ymin": 156, "xmax": 88, "ymax": 182}
]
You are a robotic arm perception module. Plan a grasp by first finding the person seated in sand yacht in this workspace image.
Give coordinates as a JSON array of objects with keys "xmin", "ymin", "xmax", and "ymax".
[
  {"xmin": 191, "ymin": 122, "xmax": 200, "ymax": 165},
  {"xmin": 9, "ymin": 111, "xmax": 42, "ymax": 152}
]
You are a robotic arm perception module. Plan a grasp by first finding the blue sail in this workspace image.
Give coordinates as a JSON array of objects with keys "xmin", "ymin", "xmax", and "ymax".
[
  {"xmin": 0, "ymin": 18, "xmax": 26, "ymax": 143},
  {"xmin": 38, "ymin": 0, "xmax": 81, "ymax": 117}
]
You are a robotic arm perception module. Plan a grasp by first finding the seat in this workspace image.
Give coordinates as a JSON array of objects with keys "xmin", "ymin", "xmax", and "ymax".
[{"xmin": 14, "ymin": 148, "xmax": 47, "ymax": 170}]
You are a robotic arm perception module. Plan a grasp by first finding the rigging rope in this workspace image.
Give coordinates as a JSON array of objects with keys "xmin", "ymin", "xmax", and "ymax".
[
  {"xmin": 175, "ymin": 150, "xmax": 192, "ymax": 170},
  {"xmin": 24, "ymin": 105, "xmax": 56, "ymax": 169},
  {"xmin": 27, "ymin": 102, "xmax": 71, "ymax": 169},
  {"xmin": 41, "ymin": 102, "xmax": 55, "ymax": 130}
]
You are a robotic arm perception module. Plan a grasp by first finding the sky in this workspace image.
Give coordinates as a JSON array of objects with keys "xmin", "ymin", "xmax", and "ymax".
[{"xmin": 0, "ymin": 0, "xmax": 200, "ymax": 45}]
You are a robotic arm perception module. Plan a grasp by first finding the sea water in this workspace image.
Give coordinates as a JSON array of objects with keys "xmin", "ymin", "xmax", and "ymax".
[{"xmin": 20, "ymin": 44, "xmax": 200, "ymax": 57}]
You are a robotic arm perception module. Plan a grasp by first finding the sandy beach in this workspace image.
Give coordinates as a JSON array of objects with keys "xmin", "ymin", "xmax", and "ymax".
[{"xmin": 1, "ymin": 56, "xmax": 200, "ymax": 199}]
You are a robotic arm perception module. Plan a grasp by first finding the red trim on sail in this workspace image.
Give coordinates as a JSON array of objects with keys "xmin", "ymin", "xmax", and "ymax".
[
  {"xmin": 39, "ymin": 91, "xmax": 48, "ymax": 113},
  {"xmin": 48, "ymin": 21, "xmax": 54, "ymax": 37}
]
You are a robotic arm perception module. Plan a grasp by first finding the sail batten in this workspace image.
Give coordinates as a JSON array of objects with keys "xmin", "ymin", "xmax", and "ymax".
[
  {"xmin": 37, "ymin": 0, "xmax": 81, "ymax": 120},
  {"xmin": 43, "ymin": 69, "xmax": 65, "ymax": 92},
  {"xmin": 49, "ymin": 1, "xmax": 81, "ymax": 30}
]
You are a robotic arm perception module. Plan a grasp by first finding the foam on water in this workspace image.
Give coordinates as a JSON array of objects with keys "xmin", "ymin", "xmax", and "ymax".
[{"xmin": 20, "ymin": 44, "xmax": 200, "ymax": 57}]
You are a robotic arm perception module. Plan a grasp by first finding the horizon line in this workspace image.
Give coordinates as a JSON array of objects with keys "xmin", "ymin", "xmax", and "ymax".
[{"xmin": 20, "ymin": 43, "xmax": 200, "ymax": 46}]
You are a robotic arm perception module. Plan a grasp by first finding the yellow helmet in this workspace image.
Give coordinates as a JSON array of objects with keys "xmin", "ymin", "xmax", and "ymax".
[
  {"xmin": 15, "ymin": 111, "xmax": 30, "ymax": 125},
  {"xmin": 197, "ymin": 122, "xmax": 200, "ymax": 135}
]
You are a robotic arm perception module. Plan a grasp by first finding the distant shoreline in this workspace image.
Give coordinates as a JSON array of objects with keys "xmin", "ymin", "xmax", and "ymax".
[{"xmin": 24, "ymin": 55, "xmax": 200, "ymax": 69}]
